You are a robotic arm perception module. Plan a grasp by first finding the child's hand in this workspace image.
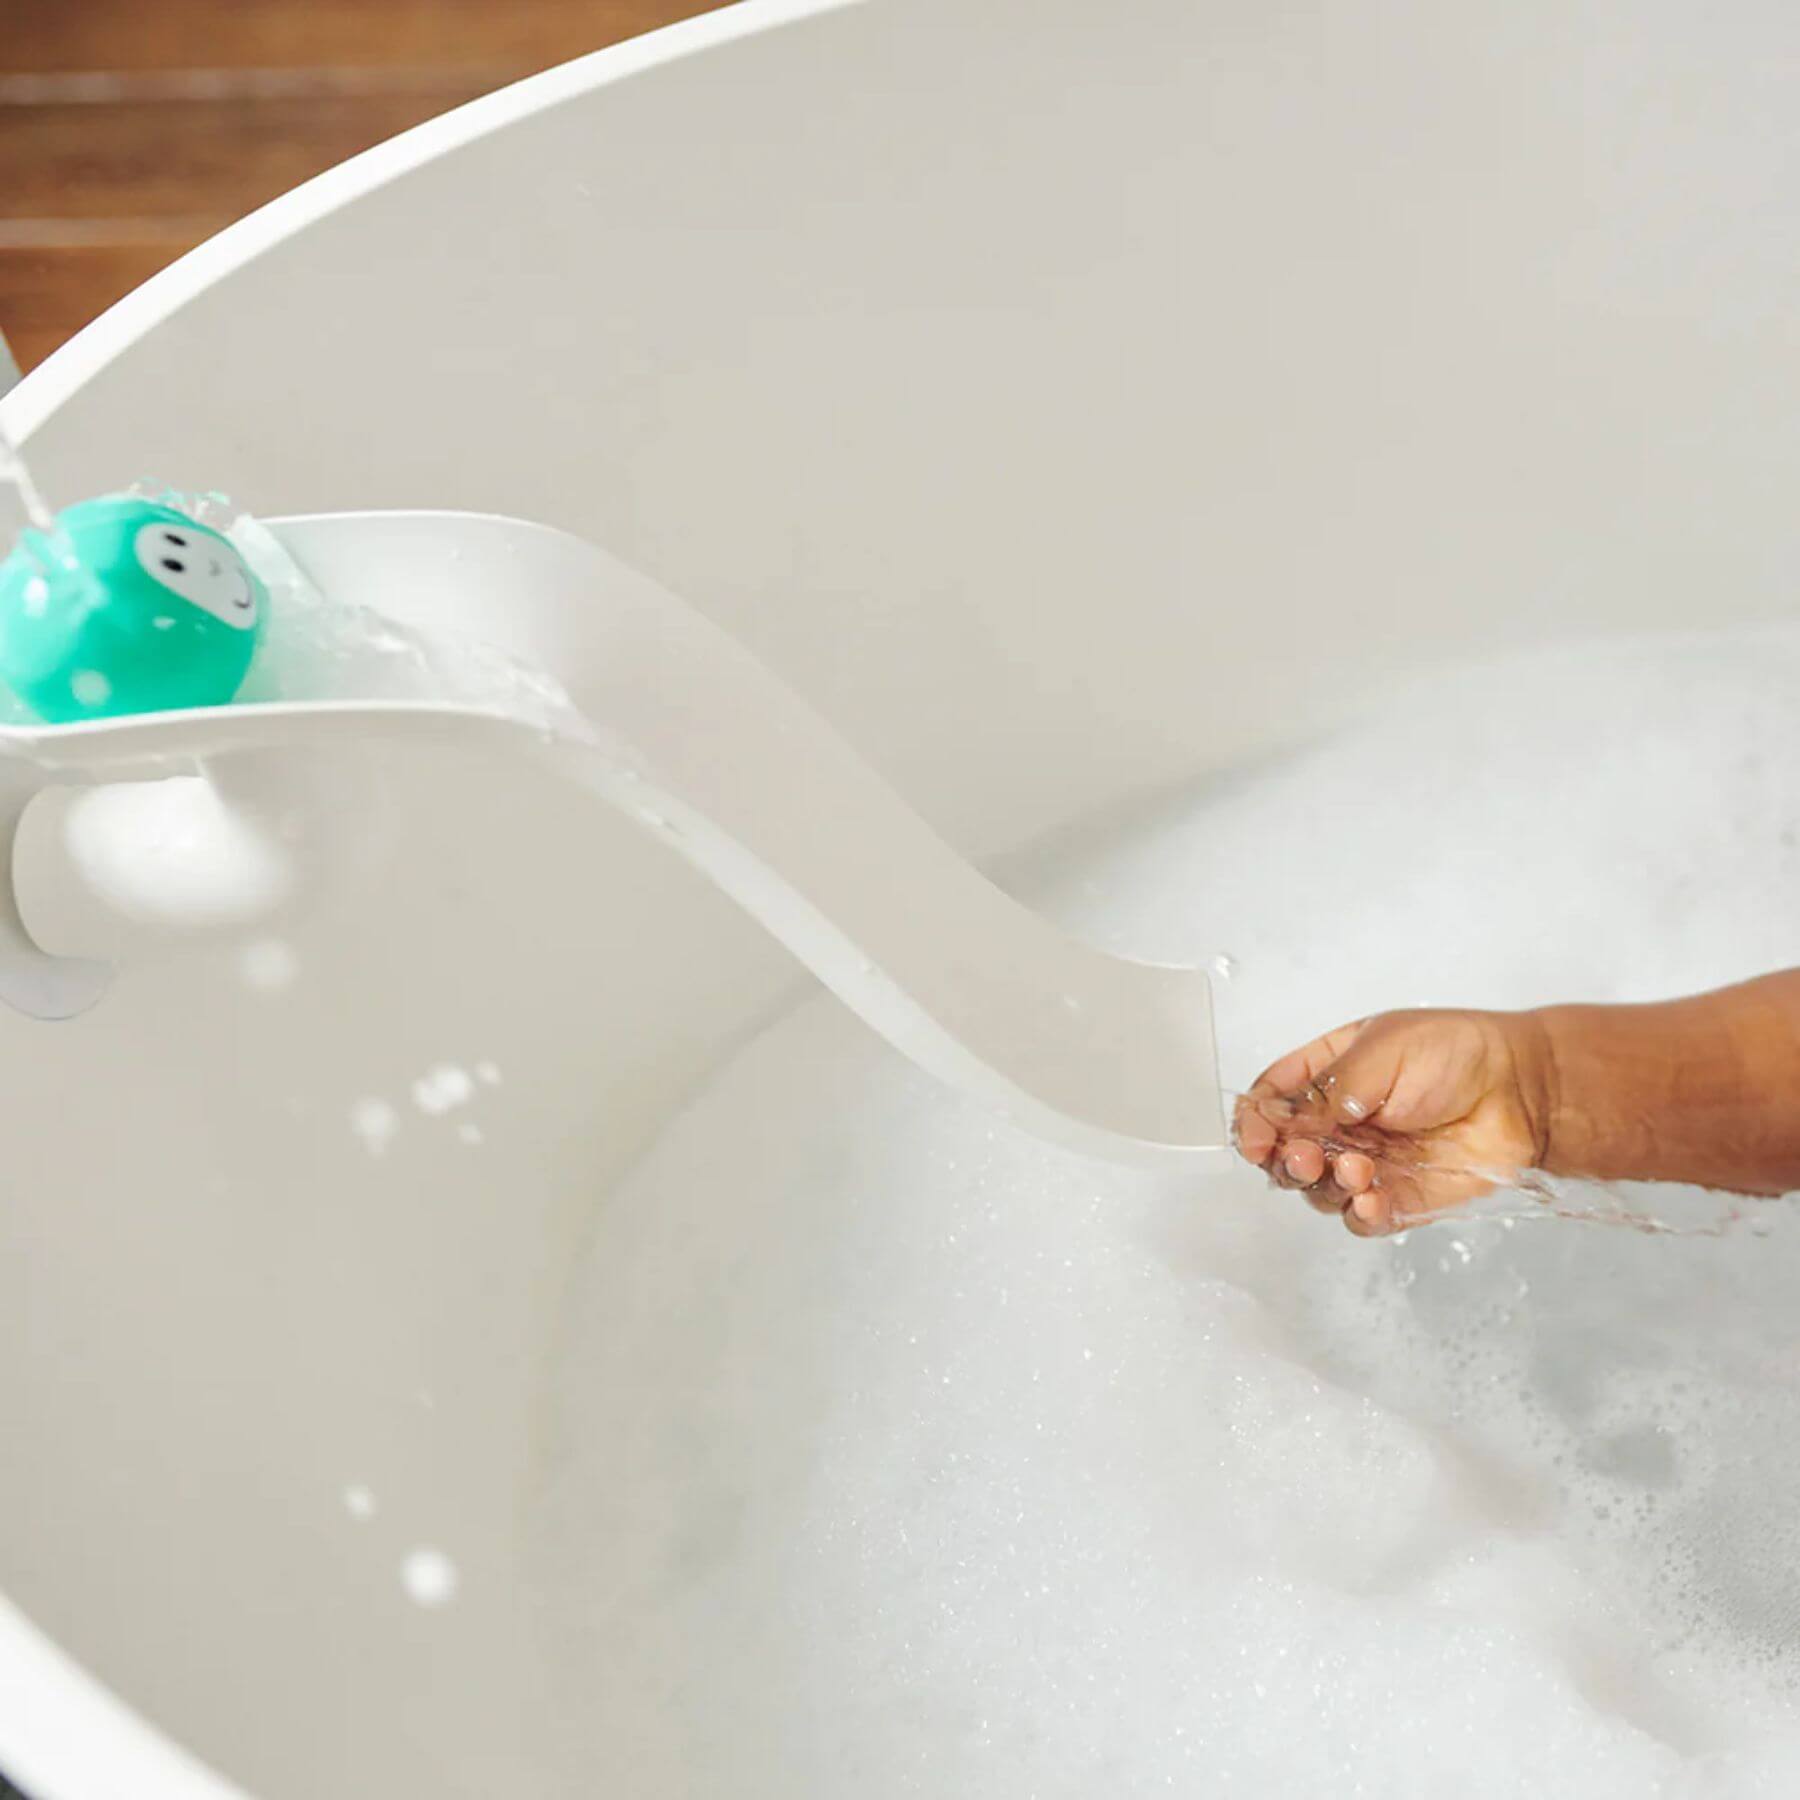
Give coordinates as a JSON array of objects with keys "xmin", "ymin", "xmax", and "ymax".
[{"xmin": 1232, "ymin": 1011, "xmax": 1550, "ymax": 1235}]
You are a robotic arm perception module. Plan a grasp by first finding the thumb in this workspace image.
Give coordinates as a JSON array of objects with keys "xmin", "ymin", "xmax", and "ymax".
[{"xmin": 1313, "ymin": 1017, "xmax": 1412, "ymax": 1128}]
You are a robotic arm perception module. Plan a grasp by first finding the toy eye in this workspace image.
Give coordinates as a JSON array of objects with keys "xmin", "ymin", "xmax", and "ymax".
[
  {"xmin": 161, "ymin": 557, "xmax": 186, "ymax": 573},
  {"xmin": 164, "ymin": 532, "xmax": 189, "ymax": 548}
]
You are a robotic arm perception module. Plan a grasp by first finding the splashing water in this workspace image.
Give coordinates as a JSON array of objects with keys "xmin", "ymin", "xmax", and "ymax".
[
  {"xmin": 400, "ymin": 1547, "xmax": 460, "ymax": 1608},
  {"xmin": 1226, "ymin": 1097, "xmax": 1761, "ymax": 1240},
  {"xmin": 213, "ymin": 497, "xmax": 590, "ymax": 742},
  {"xmin": 0, "ymin": 429, "xmax": 71, "ymax": 725},
  {"xmin": 1439, "ymin": 1170, "xmax": 1757, "ymax": 1239},
  {"xmin": 0, "ymin": 422, "xmax": 55, "ymax": 538}
]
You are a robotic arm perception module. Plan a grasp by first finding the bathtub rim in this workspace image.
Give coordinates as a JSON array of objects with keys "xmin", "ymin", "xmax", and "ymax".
[{"xmin": 0, "ymin": 0, "xmax": 852, "ymax": 449}]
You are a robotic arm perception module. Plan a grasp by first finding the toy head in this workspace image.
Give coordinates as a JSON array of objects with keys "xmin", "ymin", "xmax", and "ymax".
[{"xmin": 0, "ymin": 496, "xmax": 267, "ymax": 722}]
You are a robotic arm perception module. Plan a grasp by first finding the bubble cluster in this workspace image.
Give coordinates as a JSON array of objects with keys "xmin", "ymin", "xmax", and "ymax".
[
  {"xmin": 411, "ymin": 1064, "xmax": 475, "ymax": 1116},
  {"xmin": 530, "ymin": 625, "xmax": 1800, "ymax": 1793}
]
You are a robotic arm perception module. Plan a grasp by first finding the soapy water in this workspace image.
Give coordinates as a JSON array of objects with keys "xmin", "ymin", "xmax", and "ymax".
[{"xmin": 529, "ymin": 624, "xmax": 1800, "ymax": 1797}]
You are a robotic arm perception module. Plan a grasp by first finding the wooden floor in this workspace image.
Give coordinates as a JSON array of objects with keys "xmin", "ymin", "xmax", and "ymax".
[{"xmin": 0, "ymin": 0, "xmax": 728, "ymax": 376}]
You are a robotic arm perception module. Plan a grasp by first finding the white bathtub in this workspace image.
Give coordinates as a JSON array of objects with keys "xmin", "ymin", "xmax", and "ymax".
[{"xmin": 3, "ymin": 1, "xmax": 1798, "ymax": 1794}]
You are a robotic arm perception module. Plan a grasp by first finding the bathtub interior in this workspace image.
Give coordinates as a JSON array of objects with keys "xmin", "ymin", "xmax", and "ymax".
[
  {"xmin": 0, "ymin": 744, "xmax": 793, "ymax": 1799},
  {"xmin": 3, "ymin": 0, "xmax": 1800, "ymax": 1794}
]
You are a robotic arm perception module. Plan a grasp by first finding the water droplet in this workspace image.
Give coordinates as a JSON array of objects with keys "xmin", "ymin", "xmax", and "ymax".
[
  {"xmin": 342, "ymin": 1483, "xmax": 377, "ymax": 1521},
  {"xmin": 0, "ymin": 426, "xmax": 56, "ymax": 531},
  {"xmin": 349, "ymin": 1097, "xmax": 399, "ymax": 1156},
  {"xmin": 21, "ymin": 576, "xmax": 47, "ymax": 616},
  {"xmin": 1209, "ymin": 953, "xmax": 1239, "ymax": 982},
  {"xmin": 474, "ymin": 1060, "xmax": 502, "ymax": 1086},
  {"xmin": 400, "ymin": 1547, "xmax": 459, "ymax": 1607},
  {"xmin": 70, "ymin": 669, "xmax": 111, "ymax": 708}
]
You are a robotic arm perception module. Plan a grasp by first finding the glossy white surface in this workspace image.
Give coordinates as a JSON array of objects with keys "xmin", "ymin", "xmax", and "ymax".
[{"xmin": 0, "ymin": 0, "xmax": 1796, "ymax": 1793}]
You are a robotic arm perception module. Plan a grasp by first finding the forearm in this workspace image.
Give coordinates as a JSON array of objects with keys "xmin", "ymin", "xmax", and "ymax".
[{"xmin": 1519, "ymin": 972, "xmax": 1800, "ymax": 1195}]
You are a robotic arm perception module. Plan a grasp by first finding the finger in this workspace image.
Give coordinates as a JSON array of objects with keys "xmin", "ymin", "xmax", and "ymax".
[
  {"xmin": 1350, "ymin": 1164, "xmax": 1442, "ymax": 1236},
  {"xmin": 1250, "ymin": 1021, "xmax": 1366, "ymax": 1099},
  {"xmin": 1313, "ymin": 1022, "xmax": 1410, "ymax": 1126},
  {"xmin": 1255, "ymin": 1129, "xmax": 1362, "ymax": 1221},
  {"xmin": 1254, "ymin": 1024, "xmax": 1365, "ymax": 1098},
  {"xmin": 1332, "ymin": 1150, "xmax": 1377, "ymax": 1194},
  {"xmin": 1282, "ymin": 1139, "xmax": 1356, "ymax": 1217},
  {"xmin": 1282, "ymin": 1140, "xmax": 1327, "ymax": 1187},
  {"xmin": 1378, "ymin": 1194, "xmax": 1443, "ymax": 1235},
  {"xmin": 1305, "ymin": 1182, "xmax": 1351, "ymax": 1217},
  {"xmin": 1343, "ymin": 1187, "xmax": 1393, "ymax": 1237},
  {"xmin": 1233, "ymin": 1102, "xmax": 1278, "ymax": 1165}
]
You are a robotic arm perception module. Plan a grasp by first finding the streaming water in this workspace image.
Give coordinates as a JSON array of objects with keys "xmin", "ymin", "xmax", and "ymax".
[{"xmin": 0, "ymin": 421, "xmax": 54, "ymax": 537}]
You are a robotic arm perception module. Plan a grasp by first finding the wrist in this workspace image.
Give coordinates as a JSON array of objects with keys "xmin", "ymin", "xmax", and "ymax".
[
  {"xmin": 1495, "ymin": 1007, "xmax": 1560, "ymax": 1170},
  {"xmin": 1519, "ymin": 999, "xmax": 1661, "ymax": 1180},
  {"xmin": 1512, "ymin": 981, "xmax": 1800, "ymax": 1192}
]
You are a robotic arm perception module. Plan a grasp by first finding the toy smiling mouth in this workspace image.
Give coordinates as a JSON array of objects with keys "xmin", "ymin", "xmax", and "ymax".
[
  {"xmin": 211, "ymin": 555, "xmax": 253, "ymax": 608},
  {"xmin": 216, "ymin": 564, "xmax": 255, "ymax": 617}
]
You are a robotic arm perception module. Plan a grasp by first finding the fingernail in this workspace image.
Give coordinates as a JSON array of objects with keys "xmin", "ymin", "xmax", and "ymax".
[{"xmin": 1340, "ymin": 1094, "xmax": 1369, "ymax": 1120}]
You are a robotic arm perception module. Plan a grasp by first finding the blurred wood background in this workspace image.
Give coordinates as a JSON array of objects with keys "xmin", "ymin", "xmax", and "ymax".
[{"xmin": 0, "ymin": 0, "xmax": 727, "ymax": 376}]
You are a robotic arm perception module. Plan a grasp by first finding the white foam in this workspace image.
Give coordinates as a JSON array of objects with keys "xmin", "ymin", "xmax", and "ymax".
[{"xmin": 531, "ymin": 625, "xmax": 1800, "ymax": 1794}]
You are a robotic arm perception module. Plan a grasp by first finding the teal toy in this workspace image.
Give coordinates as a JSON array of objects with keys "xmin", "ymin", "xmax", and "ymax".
[{"xmin": 0, "ymin": 496, "xmax": 266, "ymax": 722}]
